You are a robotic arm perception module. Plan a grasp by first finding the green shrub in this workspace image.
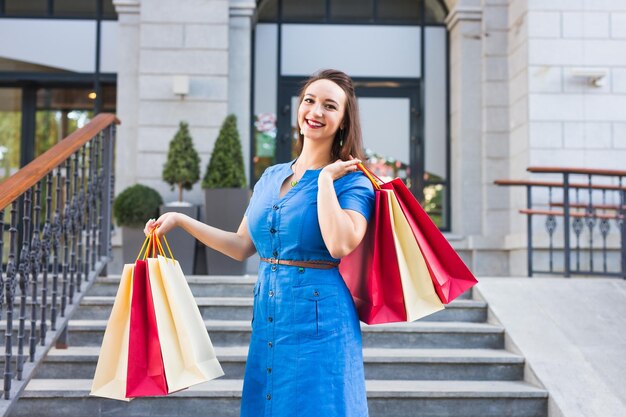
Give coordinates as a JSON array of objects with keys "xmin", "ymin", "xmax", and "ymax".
[
  {"xmin": 202, "ymin": 114, "xmax": 247, "ymax": 189},
  {"xmin": 162, "ymin": 121, "xmax": 201, "ymax": 202},
  {"xmin": 113, "ymin": 184, "xmax": 163, "ymax": 228}
]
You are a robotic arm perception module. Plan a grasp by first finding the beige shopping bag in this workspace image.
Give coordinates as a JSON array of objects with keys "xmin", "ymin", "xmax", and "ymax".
[
  {"xmin": 90, "ymin": 264, "xmax": 133, "ymax": 401},
  {"xmin": 150, "ymin": 235, "xmax": 223, "ymax": 389},
  {"xmin": 386, "ymin": 190, "xmax": 445, "ymax": 321}
]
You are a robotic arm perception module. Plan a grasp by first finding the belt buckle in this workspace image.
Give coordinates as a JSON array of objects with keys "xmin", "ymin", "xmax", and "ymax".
[{"xmin": 269, "ymin": 258, "xmax": 279, "ymax": 265}]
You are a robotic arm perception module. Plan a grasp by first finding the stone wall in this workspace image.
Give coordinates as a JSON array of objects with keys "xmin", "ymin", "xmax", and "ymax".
[{"xmin": 114, "ymin": 0, "xmax": 241, "ymax": 205}]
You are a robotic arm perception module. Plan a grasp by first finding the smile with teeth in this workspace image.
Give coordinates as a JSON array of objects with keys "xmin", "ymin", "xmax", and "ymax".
[{"xmin": 306, "ymin": 119, "xmax": 325, "ymax": 128}]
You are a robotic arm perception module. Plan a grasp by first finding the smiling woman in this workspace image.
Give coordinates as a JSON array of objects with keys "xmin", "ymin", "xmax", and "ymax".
[
  {"xmin": 146, "ymin": 69, "xmax": 375, "ymax": 417},
  {"xmin": 295, "ymin": 70, "xmax": 366, "ymax": 164}
]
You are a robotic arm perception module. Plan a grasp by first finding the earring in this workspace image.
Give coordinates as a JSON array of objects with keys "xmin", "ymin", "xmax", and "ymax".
[
  {"xmin": 300, "ymin": 129, "xmax": 303, "ymax": 135},
  {"xmin": 339, "ymin": 129, "xmax": 344, "ymax": 147}
]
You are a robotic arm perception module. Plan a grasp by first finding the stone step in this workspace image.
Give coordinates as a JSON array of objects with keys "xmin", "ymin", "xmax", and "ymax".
[
  {"xmin": 34, "ymin": 346, "xmax": 523, "ymax": 381},
  {"xmin": 73, "ymin": 296, "xmax": 487, "ymax": 322},
  {"xmin": 12, "ymin": 378, "xmax": 548, "ymax": 417},
  {"xmin": 90, "ymin": 275, "xmax": 474, "ymax": 300},
  {"xmin": 90, "ymin": 275, "xmax": 259, "ymax": 297},
  {"xmin": 52, "ymin": 320, "xmax": 504, "ymax": 349}
]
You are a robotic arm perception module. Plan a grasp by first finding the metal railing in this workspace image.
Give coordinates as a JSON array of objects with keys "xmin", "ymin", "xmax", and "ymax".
[
  {"xmin": 496, "ymin": 167, "xmax": 626, "ymax": 278},
  {"xmin": 0, "ymin": 113, "xmax": 118, "ymax": 407}
]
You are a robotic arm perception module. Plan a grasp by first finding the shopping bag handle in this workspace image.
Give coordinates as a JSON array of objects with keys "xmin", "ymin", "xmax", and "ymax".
[
  {"xmin": 136, "ymin": 227, "xmax": 175, "ymax": 261},
  {"xmin": 136, "ymin": 233, "xmax": 153, "ymax": 260},
  {"xmin": 151, "ymin": 229, "xmax": 176, "ymax": 262},
  {"xmin": 356, "ymin": 163, "xmax": 382, "ymax": 190}
]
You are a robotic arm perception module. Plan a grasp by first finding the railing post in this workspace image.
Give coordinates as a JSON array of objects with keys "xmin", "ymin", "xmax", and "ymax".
[
  {"xmin": 99, "ymin": 125, "xmax": 115, "ymax": 275},
  {"xmin": 526, "ymin": 185, "xmax": 533, "ymax": 277},
  {"xmin": 562, "ymin": 173, "xmax": 571, "ymax": 277},
  {"xmin": 618, "ymin": 184, "xmax": 626, "ymax": 279}
]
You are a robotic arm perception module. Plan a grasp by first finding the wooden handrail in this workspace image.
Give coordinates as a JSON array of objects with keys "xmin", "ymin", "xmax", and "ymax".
[
  {"xmin": 528, "ymin": 166, "xmax": 626, "ymax": 177},
  {"xmin": 549, "ymin": 202, "xmax": 626, "ymax": 211},
  {"xmin": 494, "ymin": 179, "xmax": 626, "ymax": 191},
  {"xmin": 519, "ymin": 209, "xmax": 621, "ymax": 220},
  {"xmin": 0, "ymin": 113, "xmax": 120, "ymax": 211}
]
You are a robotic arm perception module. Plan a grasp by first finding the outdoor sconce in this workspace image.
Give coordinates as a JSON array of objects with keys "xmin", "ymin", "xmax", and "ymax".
[
  {"xmin": 173, "ymin": 75, "xmax": 190, "ymax": 97},
  {"xmin": 570, "ymin": 67, "xmax": 608, "ymax": 87}
]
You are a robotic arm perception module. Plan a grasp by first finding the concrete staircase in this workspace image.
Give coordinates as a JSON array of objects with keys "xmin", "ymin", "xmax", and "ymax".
[{"xmin": 10, "ymin": 275, "xmax": 548, "ymax": 417}]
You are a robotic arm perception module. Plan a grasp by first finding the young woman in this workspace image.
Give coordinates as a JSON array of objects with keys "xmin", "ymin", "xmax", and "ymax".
[{"xmin": 145, "ymin": 69, "xmax": 375, "ymax": 417}]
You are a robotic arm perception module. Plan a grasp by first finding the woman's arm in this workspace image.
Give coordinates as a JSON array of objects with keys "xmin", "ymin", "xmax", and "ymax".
[
  {"xmin": 317, "ymin": 159, "xmax": 369, "ymax": 259},
  {"xmin": 144, "ymin": 213, "xmax": 256, "ymax": 261}
]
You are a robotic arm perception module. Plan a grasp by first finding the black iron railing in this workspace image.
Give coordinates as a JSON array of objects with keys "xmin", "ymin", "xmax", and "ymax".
[
  {"xmin": 0, "ymin": 113, "xmax": 118, "ymax": 404},
  {"xmin": 496, "ymin": 167, "xmax": 626, "ymax": 278}
]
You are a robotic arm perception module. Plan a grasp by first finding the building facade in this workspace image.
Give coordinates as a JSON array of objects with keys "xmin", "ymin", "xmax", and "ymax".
[{"xmin": 1, "ymin": 0, "xmax": 625, "ymax": 275}]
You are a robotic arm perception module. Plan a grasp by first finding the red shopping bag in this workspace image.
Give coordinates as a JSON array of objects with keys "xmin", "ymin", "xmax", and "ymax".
[
  {"xmin": 126, "ymin": 256, "xmax": 169, "ymax": 397},
  {"xmin": 380, "ymin": 177, "xmax": 478, "ymax": 304},
  {"xmin": 339, "ymin": 189, "xmax": 407, "ymax": 324}
]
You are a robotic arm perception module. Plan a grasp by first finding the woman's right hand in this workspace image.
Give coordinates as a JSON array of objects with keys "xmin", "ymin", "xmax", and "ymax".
[{"xmin": 144, "ymin": 212, "xmax": 182, "ymax": 237}]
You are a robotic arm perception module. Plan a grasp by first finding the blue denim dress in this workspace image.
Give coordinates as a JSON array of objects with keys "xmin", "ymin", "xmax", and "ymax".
[{"xmin": 241, "ymin": 160, "xmax": 375, "ymax": 417}]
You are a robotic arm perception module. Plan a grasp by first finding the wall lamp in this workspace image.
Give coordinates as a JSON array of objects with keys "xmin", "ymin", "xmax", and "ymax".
[{"xmin": 570, "ymin": 67, "xmax": 608, "ymax": 87}]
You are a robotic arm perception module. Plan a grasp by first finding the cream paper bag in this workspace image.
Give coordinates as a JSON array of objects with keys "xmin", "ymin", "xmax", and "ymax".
[
  {"xmin": 153, "ymin": 254, "xmax": 224, "ymax": 387},
  {"xmin": 90, "ymin": 264, "xmax": 133, "ymax": 401},
  {"xmin": 386, "ymin": 190, "xmax": 445, "ymax": 321}
]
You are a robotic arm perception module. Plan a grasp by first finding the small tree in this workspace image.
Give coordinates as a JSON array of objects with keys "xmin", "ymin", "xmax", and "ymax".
[
  {"xmin": 202, "ymin": 114, "xmax": 247, "ymax": 189},
  {"xmin": 163, "ymin": 121, "xmax": 201, "ymax": 202}
]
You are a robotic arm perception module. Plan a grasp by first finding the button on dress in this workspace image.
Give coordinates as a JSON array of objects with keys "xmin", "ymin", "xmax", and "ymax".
[{"xmin": 241, "ymin": 160, "xmax": 375, "ymax": 417}]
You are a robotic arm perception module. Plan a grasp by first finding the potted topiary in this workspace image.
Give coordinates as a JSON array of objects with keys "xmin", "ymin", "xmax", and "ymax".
[
  {"xmin": 160, "ymin": 121, "xmax": 202, "ymax": 274},
  {"xmin": 113, "ymin": 184, "xmax": 163, "ymax": 264},
  {"xmin": 202, "ymin": 114, "xmax": 248, "ymax": 275}
]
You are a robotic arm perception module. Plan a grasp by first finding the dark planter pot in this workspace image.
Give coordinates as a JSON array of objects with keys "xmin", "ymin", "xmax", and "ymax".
[
  {"xmin": 121, "ymin": 227, "xmax": 148, "ymax": 265},
  {"xmin": 159, "ymin": 204, "xmax": 199, "ymax": 275},
  {"xmin": 204, "ymin": 188, "xmax": 249, "ymax": 275}
]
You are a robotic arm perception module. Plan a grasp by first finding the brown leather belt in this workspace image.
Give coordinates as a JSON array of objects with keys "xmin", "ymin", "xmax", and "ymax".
[{"xmin": 260, "ymin": 257, "xmax": 339, "ymax": 270}]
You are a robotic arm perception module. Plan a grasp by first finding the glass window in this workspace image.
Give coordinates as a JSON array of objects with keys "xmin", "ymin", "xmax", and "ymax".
[
  {"xmin": 253, "ymin": 24, "xmax": 279, "ymax": 182},
  {"xmin": 424, "ymin": 27, "xmax": 447, "ymax": 181},
  {"xmin": 281, "ymin": 24, "xmax": 421, "ymax": 78},
  {"xmin": 377, "ymin": 0, "xmax": 420, "ymax": 22},
  {"xmin": 4, "ymin": 0, "xmax": 47, "ymax": 16},
  {"xmin": 54, "ymin": 0, "xmax": 96, "ymax": 18},
  {"xmin": 331, "ymin": 0, "xmax": 373, "ymax": 22},
  {"xmin": 282, "ymin": 0, "xmax": 326, "ymax": 22}
]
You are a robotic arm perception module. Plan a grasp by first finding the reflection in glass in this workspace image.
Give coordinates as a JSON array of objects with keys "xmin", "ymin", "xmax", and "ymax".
[
  {"xmin": 377, "ymin": 0, "xmax": 420, "ymax": 22},
  {"xmin": 0, "ymin": 88, "xmax": 22, "ymax": 183},
  {"xmin": 103, "ymin": 0, "xmax": 117, "ymax": 19},
  {"xmin": 257, "ymin": 0, "xmax": 278, "ymax": 22},
  {"xmin": 4, "ymin": 0, "xmax": 47, "ymax": 16},
  {"xmin": 425, "ymin": 0, "xmax": 448, "ymax": 23},
  {"xmin": 34, "ymin": 86, "xmax": 115, "ymax": 157},
  {"xmin": 55, "ymin": 0, "xmax": 97, "ymax": 18},
  {"xmin": 253, "ymin": 113, "xmax": 277, "ymax": 180},
  {"xmin": 331, "ymin": 0, "xmax": 373, "ymax": 21},
  {"xmin": 423, "ymin": 183, "xmax": 446, "ymax": 227},
  {"xmin": 282, "ymin": 0, "xmax": 326, "ymax": 22}
]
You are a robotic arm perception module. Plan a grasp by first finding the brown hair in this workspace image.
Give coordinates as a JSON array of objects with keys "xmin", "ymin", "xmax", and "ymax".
[{"xmin": 296, "ymin": 69, "xmax": 365, "ymax": 161}]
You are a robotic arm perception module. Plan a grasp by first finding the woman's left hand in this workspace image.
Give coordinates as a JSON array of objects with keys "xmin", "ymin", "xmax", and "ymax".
[{"xmin": 320, "ymin": 156, "xmax": 361, "ymax": 181}]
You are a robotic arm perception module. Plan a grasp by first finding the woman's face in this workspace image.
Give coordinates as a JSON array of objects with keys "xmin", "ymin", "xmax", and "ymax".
[{"xmin": 297, "ymin": 79, "xmax": 346, "ymax": 145}]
